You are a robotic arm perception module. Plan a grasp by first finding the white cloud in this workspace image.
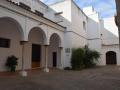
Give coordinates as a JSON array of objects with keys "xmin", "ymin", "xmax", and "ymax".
[{"xmin": 94, "ymin": 2, "xmax": 112, "ymax": 12}]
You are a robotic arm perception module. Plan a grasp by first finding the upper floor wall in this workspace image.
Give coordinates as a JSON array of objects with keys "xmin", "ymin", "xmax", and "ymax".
[
  {"xmin": 11, "ymin": 0, "xmax": 47, "ymax": 13},
  {"xmin": 10, "ymin": 0, "xmax": 63, "ymax": 22},
  {"xmin": 83, "ymin": 6, "xmax": 101, "ymax": 39},
  {"xmin": 50, "ymin": 0, "xmax": 87, "ymax": 38},
  {"xmin": 0, "ymin": 0, "xmax": 65, "ymax": 46},
  {"xmin": 71, "ymin": 1, "xmax": 87, "ymax": 38},
  {"xmin": 83, "ymin": 6, "xmax": 119, "ymax": 46},
  {"xmin": 50, "ymin": 0, "xmax": 72, "ymax": 30},
  {"xmin": 100, "ymin": 17, "xmax": 119, "ymax": 45},
  {"xmin": 83, "ymin": 6, "xmax": 100, "ymax": 22}
]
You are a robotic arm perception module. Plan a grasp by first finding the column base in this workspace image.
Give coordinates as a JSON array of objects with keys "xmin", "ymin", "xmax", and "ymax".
[
  {"xmin": 59, "ymin": 66, "xmax": 63, "ymax": 70},
  {"xmin": 43, "ymin": 68, "xmax": 49, "ymax": 72},
  {"xmin": 20, "ymin": 70, "xmax": 27, "ymax": 77}
]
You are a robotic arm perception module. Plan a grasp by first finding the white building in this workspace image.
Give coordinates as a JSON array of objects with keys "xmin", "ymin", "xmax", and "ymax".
[
  {"xmin": 0, "ymin": 0, "xmax": 65, "ymax": 72},
  {"xmin": 100, "ymin": 17, "xmax": 120, "ymax": 65},
  {"xmin": 50, "ymin": 0, "xmax": 88, "ymax": 67},
  {"xmin": 83, "ymin": 6, "xmax": 120, "ymax": 66},
  {"xmin": 0, "ymin": 0, "xmax": 119, "ymax": 72}
]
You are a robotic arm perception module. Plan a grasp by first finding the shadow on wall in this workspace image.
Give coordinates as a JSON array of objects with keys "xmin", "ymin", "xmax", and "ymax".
[
  {"xmin": 87, "ymin": 15, "xmax": 119, "ymax": 65},
  {"xmin": 87, "ymin": 16, "xmax": 119, "ymax": 47},
  {"xmin": 100, "ymin": 18, "xmax": 119, "ymax": 46}
]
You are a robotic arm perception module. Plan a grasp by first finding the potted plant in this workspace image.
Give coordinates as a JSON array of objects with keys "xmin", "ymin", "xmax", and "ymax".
[{"xmin": 6, "ymin": 55, "xmax": 18, "ymax": 72}]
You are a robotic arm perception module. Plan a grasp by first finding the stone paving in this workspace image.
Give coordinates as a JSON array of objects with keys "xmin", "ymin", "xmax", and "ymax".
[{"xmin": 0, "ymin": 66, "xmax": 120, "ymax": 90}]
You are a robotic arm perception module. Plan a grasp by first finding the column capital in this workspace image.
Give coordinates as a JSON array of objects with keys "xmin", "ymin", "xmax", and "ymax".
[
  {"xmin": 20, "ymin": 41, "xmax": 28, "ymax": 45},
  {"xmin": 59, "ymin": 46, "xmax": 63, "ymax": 49},
  {"xmin": 44, "ymin": 44, "xmax": 49, "ymax": 46}
]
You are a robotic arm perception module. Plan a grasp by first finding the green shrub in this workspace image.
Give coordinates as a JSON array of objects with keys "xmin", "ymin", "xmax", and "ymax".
[
  {"xmin": 71, "ymin": 46, "xmax": 100, "ymax": 70},
  {"xmin": 6, "ymin": 55, "xmax": 18, "ymax": 72},
  {"xmin": 71, "ymin": 48, "xmax": 85, "ymax": 70},
  {"xmin": 83, "ymin": 46, "xmax": 100, "ymax": 68}
]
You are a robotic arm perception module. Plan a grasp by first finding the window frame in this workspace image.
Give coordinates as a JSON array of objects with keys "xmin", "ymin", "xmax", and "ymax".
[
  {"xmin": 0, "ymin": 38, "xmax": 10, "ymax": 48},
  {"xmin": 83, "ymin": 21, "xmax": 86, "ymax": 31}
]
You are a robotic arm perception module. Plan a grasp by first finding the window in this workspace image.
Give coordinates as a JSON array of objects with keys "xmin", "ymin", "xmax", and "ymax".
[
  {"xmin": 65, "ymin": 48, "xmax": 71, "ymax": 53},
  {"xmin": 19, "ymin": 2, "xmax": 31, "ymax": 11},
  {"xmin": 83, "ymin": 21, "xmax": 86, "ymax": 30},
  {"xmin": 35, "ymin": 10, "xmax": 44, "ymax": 17},
  {"xmin": 0, "ymin": 38, "xmax": 10, "ymax": 48}
]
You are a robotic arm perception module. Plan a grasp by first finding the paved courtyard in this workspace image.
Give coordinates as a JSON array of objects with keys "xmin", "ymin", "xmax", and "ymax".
[{"xmin": 0, "ymin": 66, "xmax": 120, "ymax": 90}]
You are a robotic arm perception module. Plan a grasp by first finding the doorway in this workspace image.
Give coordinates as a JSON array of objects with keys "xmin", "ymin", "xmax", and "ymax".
[
  {"xmin": 106, "ymin": 51, "xmax": 117, "ymax": 65},
  {"xmin": 32, "ymin": 44, "xmax": 41, "ymax": 68},
  {"xmin": 53, "ymin": 52, "xmax": 57, "ymax": 67}
]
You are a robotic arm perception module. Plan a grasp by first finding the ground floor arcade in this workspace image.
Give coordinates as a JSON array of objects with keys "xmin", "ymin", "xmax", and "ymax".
[{"xmin": 0, "ymin": 17, "xmax": 64, "ymax": 72}]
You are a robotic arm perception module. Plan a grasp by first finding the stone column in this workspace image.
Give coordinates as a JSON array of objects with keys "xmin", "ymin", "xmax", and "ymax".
[
  {"xmin": 59, "ymin": 47, "xmax": 64, "ymax": 69},
  {"xmin": 20, "ymin": 41, "xmax": 28, "ymax": 77},
  {"xmin": 43, "ymin": 45, "xmax": 49, "ymax": 72}
]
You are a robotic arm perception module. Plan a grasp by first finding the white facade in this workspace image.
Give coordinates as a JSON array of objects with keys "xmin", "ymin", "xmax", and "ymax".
[
  {"xmin": 100, "ymin": 17, "xmax": 120, "ymax": 65},
  {"xmin": 50, "ymin": 0, "xmax": 88, "ymax": 67},
  {"xmin": 0, "ymin": 0, "xmax": 65, "ymax": 71},
  {"xmin": 0, "ymin": 0, "xmax": 119, "ymax": 72},
  {"xmin": 83, "ymin": 6, "xmax": 120, "ymax": 66}
]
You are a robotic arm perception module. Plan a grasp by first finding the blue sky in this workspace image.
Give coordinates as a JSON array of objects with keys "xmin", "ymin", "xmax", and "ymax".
[{"xmin": 40, "ymin": 0, "xmax": 116, "ymax": 18}]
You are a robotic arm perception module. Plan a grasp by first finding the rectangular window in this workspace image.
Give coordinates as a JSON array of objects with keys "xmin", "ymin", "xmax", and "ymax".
[
  {"xmin": 0, "ymin": 38, "xmax": 10, "ymax": 48},
  {"xmin": 19, "ymin": 2, "xmax": 31, "ymax": 11},
  {"xmin": 35, "ymin": 10, "xmax": 44, "ymax": 17},
  {"xmin": 83, "ymin": 21, "xmax": 86, "ymax": 30},
  {"xmin": 65, "ymin": 48, "xmax": 71, "ymax": 53}
]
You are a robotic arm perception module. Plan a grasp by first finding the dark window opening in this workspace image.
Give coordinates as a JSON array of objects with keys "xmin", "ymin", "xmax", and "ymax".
[
  {"xmin": 0, "ymin": 38, "xmax": 10, "ymax": 48},
  {"xmin": 19, "ymin": 2, "xmax": 31, "ymax": 11},
  {"xmin": 35, "ymin": 10, "xmax": 44, "ymax": 17},
  {"xmin": 65, "ymin": 48, "xmax": 70, "ymax": 53},
  {"xmin": 83, "ymin": 21, "xmax": 86, "ymax": 30},
  {"xmin": 53, "ymin": 52, "xmax": 57, "ymax": 67}
]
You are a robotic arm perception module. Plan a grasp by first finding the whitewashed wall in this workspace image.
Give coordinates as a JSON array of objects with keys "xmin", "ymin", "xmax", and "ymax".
[
  {"xmin": 100, "ymin": 17, "xmax": 119, "ymax": 45},
  {"xmin": 84, "ymin": 6, "xmax": 119, "ymax": 66},
  {"xmin": 83, "ymin": 6, "xmax": 101, "ymax": 52},
  {"xmin": 100, "ymin": 17, "xmax": 119, "ymax": 65},
  {"xmin": 50, "ymin": 0, "xmax": 88, "ymax": 67},
  {"xmin": 0, "ymin": 0, "xmax": 65, "ymax": 71}
]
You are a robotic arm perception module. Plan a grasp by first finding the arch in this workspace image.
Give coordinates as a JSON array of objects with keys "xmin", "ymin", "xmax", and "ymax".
[
  {"xmin": 28, "ymin": 27, "xmax": 47, "ymax": 68},
  {"xmin": 0, "ymin": 17, "xmax": 24, "ymax": 41},
  {"xmin": 0, "ymin": 16, "xmax": 25, "ymax": 71},
  {"xmin": 49, "ymin": 33, "xmax": 62, "ymax": 47},
  {"xmin": 48, "ymin": 33, "xmax": 62, "ymax": 68},
  {"xmin": 28, "ymin": 27, "xmax": 47, "ymax": 44},
  {"xmin": 106, "ymin": 51, "xmax": 117, "ymax": 65}
]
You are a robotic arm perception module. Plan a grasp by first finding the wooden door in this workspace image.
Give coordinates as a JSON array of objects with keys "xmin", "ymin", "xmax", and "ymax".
[{"xmin": 32, "ymin": 44, "xmax": 41, "ymax": 68}]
